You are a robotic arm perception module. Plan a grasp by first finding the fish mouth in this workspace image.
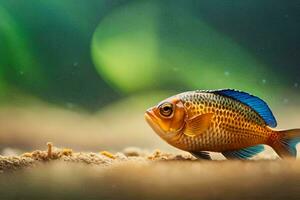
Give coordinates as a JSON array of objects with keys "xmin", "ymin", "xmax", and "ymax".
[
  {"xmin": 144, "ymin": 109, "xmax": 166, "ymax": 136},
  {"xmin": 145, "ymin": 108, "xmax": 155, "ymax": 121}
]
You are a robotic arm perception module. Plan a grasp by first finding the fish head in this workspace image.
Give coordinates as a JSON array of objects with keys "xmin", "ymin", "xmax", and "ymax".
[{"xmin": 145, "ymin": 96, "xmax": 186, "ymax": 137}]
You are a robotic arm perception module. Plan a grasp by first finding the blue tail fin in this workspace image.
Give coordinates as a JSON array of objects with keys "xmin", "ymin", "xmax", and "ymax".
[{"xmin": 272, "ymin": 129, "xmax": 300, "ymax": 158}]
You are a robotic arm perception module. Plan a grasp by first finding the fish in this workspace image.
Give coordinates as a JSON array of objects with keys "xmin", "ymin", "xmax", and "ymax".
[{"xmin": 145, "ymin": 89, "xmax": 300, "ymax": 160}]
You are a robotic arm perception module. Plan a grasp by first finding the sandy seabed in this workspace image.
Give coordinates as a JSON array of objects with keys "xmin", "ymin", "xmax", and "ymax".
[
  {"xmin": 0, "ymin": 143, "xmax": 299, "ymax": 200},
  {"xmin": 0, "ymin": 103, "xmax": 299, "ymax": 199}
]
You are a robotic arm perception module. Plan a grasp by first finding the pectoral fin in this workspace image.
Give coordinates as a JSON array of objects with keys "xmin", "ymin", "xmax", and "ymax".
[{"xmin": 184, "ymin": 113, "xmax": 213, "ymax": 137}]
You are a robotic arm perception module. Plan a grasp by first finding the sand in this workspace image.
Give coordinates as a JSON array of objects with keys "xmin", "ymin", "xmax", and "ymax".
[{"xmin": 0, "ymin": 143, "xmax": 299, "ymax": 200}]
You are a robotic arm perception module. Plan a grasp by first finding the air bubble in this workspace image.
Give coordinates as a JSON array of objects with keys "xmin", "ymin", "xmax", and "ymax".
[{"xmin": 294, "ymin": 82, "xmax": 299, "ymax": 88}]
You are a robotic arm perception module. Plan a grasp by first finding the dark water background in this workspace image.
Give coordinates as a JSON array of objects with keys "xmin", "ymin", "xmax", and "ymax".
[
  {"xmin": 0, "ymin": 0, "xmax": 300, "ymax": 151},
  {"xmin": 0, "ymin": 0, "xmax": 299, "ymax": 110}
]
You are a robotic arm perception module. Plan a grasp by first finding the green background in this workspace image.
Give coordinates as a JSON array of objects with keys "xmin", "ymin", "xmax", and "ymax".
[{"xmin": 0, "ymin": 0, "xmax": 299, "ymax": 110}]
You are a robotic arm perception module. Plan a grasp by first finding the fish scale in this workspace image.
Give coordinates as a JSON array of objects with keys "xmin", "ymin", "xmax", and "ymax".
[{"xmin": 175, "ymin": 91, "xmax": 271, "ymax": 152}]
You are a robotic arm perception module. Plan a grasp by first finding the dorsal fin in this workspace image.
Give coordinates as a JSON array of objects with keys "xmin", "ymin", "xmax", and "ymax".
[{"xmin": 210, "ymin": 89, "xmax": 277, "ymax": 128}]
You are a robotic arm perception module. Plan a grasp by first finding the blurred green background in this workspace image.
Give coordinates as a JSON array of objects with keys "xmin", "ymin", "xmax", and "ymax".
[{"xmin": 0, "ymin": 0, "xmax": 299, "ymax": 152}]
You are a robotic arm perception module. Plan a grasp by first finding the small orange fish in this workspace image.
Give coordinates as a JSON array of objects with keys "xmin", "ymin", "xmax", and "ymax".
[{"xmin": 145, "ymin": 89, "xmax": 300, "ymax": 160}]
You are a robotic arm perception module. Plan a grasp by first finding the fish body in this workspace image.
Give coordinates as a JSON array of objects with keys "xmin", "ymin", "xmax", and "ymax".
[{"xmin": 145, "ymin": 89, "xmax": 300, "ymax": 159}]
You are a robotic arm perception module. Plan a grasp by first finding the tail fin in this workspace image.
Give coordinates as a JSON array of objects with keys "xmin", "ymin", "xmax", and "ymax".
[{"xmin": 271, "ymin": 129, "xmax": 300, "ymax": 158}]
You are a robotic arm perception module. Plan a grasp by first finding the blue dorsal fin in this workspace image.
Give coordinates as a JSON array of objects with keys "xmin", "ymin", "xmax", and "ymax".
[
  {"xmin": 211, "ymin": 89, "xmax": 277, "ymax": 128},
  {"xmin": 222, "ymin": 145, "xmax": 265, "ymax": 160}
]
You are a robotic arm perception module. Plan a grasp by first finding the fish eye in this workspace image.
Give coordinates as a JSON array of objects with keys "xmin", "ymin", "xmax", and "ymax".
[{"xmin": 159, "ymin": 102, "xmax": 174, "ymax": 118}]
